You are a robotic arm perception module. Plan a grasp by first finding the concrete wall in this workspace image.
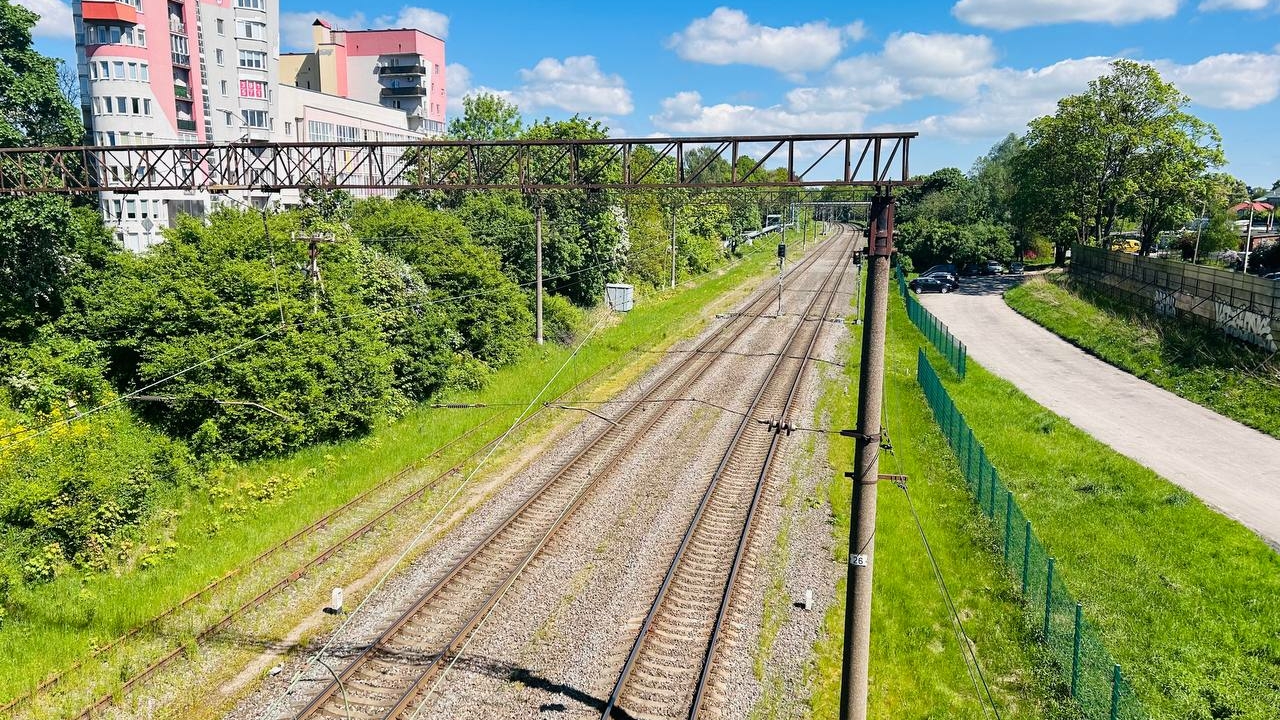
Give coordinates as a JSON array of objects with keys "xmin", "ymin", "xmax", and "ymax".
[{"xmin": 1069, "ymin": 244, "xmax": 1280, "ymax": 351}]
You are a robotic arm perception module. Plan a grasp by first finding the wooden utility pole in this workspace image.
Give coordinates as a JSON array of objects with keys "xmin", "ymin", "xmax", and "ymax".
[
  {"xmin": 536, "ymin": 202, "xmax": 544, "ymax": 345},
  {"xmin": 670, "ymin": 207, "xmax": 678, "ymax": 289},
  {"xmin": 840, "ymin": 191, "xmax": 895, "ymax": 720}
]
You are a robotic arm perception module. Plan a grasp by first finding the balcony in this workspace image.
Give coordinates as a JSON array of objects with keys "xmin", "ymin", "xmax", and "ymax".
[
  {"xmin": 177, "ymin": 119, "xmax": 197, "ymax": 132},
  {"xmin": 169, "ymin": 17, "xmax": 187, "ymax": 34},
  {"xmin": 174, "ymin": 84, "xmax": 190, "ymax": 99},
  {"xmin": 172, "ymin": 53, "xmax": 190, "ymax": 67},
  {"xmin": 377, "ymin": 65, "xmax": 426, "ymax": 76},
  {"xmin": 82, "ymin": 1, "xmax": 137, "ymax": 24},
  {"xmin": 381, "ymin": 86, "xmax": 427, "ymax": 97}
]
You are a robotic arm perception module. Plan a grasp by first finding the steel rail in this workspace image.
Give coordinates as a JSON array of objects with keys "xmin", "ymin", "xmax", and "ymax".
[
  {"xmin": 688, "ymin": 231, "xmax": 860, "ymax": 719},
  {"xmin": 601, "ymin": 227, "xmax": 856, "ymax": 720},
  {"xmin": 50, "ymin": 347, "xmax": 625, "ymax": 720},
  {"xmin": 291, "ymin": 230, "xmax": 849, "ymax": 720}
]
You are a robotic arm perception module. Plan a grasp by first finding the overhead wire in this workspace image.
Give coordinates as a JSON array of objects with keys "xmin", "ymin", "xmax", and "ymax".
[
  {"xmin": 253, "ymin": 305, "xmax": 616, "ymax": 720},
  {"xmin": 0, "ymin": 258, "xmax": 621, "ymax": 448},
  {"xmin": 2, "ymin": 207, "xmax": 827, "ymax": 451},
  {"xmin": 878, "ymin": 401, "xmax": 1003, "ymax": 719}
]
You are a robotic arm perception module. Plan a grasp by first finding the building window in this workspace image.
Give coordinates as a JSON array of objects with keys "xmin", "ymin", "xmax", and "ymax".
[
  {"xmin": 98, "ymin": 60, "xmax": 108, "ymax": 78},
  {"xmin": 242, "ymin": 109, "xmax": 268, "ymax": 128},
  {"xmin": 127, "ymin": 63, "xmax": 138, "ymax": 80},
  {"xmin": 140, "ymin": 64, "xmax": 149, "ymax": 81},
  {"xmin": 136, "ymin": 28, "xmax": 145, "ymax": 46},
  {"xmin": 126, "ymin": 199, "xmax": 137, "ymax": 219},
  {"xmin": 143, "ymin": 99, "xmax": 151, "ymax": 115},
  {"xmin": 235, "ymin": 0, "xmax": 266, "ymax": 9},
  {"xmin": 239, "ymin": 79, "xmax": 267, "ymax": 98},
  {"xmin": 238, "ymin": 50, "xmax": 266, "ymax": 70},
  {"xmin": 225, "ymin": 112, "xmax": 233, "ymax": 126},
  {"xmin": 236, "ymin": 20, "xmax": 267, "ymax": 40},
  {"xmin": 220, "ymin": 80, "xmax": 228, "ymax": 96},
  {"xmin": 284, "ymin": 121, "xmax": 293, "ymax": 135},
  {"xmin": 215, "ymin": 49, "xmax": 224, "ymax": 65},
  {"xmin": 115, "ymin": 96, "xmax": 127, "ymax": 113},
  {"xmin": 112, "ymin": 61, "xmax": 125, "ymax": 79},
  {"xmin": 131, "ymin": 97, "xmax": 141, "ymax": 114},
  {"xmin": 216, "ymin": 19, "xmax": 224, "ymax": 34}
]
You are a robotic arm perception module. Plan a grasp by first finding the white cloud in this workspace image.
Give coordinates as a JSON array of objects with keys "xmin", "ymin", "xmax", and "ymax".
[
  {"xmin": 1154, "ymin": 53, "xmax": 1280, "ymax": 109},
  {"xmin": 667, "ymin": 7, "xmax": 866, "ymax": 75},
  {"xmin": 880, "ymin": 32, "xmax": 996, "ymax": 77},
  {"xmin": 952, "ymin": 0, "xmax": 1180, "ymax": 29},
  {"xmin": 281, "ymin": 6, "xmax": 448, "ymax": 51},
  {"xmin": 1198, "ymin": 0, "xmax": 1273, "ymax": 9},
  {"xmin": 17, "ymin": 0, "xmax": 72, "ymax": 40},
  {"xmin": 389, "ymin": 6, "xmax": 448, "ymax": 37},
  {"xmin": 910, "ymin": 57, "xmax": 1114, "ymax": 139},
  {"xmin": 505, "ymin": 56, "xmax": 633, "ymax": 116},
  {"xmin": 446, "ymin": 63, "xmax": 471, "ymax": 113},
  {"xmin": 895, "ymin": 51, "xmax": 1280, "ymax": 141},
  {"xmin": 651, "ymin": 90, "xmax": 865, "ymax": 135}
]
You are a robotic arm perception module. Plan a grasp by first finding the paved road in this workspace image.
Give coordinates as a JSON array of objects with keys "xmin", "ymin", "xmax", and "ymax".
[{"xmin": 917, "ymin": 274, "xmax": 1280, "ymax": 550}]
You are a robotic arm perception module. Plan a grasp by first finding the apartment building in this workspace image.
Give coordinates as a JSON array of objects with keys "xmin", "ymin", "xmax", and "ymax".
[
  {"xmin": 73, "ymin": 2, "xmax": 443, "ymax": 250},
  {"xmin": 281, "ymin": 19, "xmax": 447, "ymax": 136}
]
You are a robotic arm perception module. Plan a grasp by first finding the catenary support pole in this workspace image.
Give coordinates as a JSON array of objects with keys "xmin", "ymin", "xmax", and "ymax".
[
  {"xmin": 536, "ymin": 202, "xmax": 544, "ymax": 345},
  {"xmin": 839, "ymin": 191, "xmax": 895, "ymax": 720}
]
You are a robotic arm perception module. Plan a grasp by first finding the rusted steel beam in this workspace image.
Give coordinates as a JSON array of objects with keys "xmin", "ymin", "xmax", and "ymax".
[{"xmin": 0, "ymin": 133, "xmax": 918, "ymax": 194}]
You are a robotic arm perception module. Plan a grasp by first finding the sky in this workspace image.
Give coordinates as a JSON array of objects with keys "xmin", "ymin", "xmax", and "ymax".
[{"xmin": 18, "ymin": 0, "xmax": 1280, "ymax": 186}]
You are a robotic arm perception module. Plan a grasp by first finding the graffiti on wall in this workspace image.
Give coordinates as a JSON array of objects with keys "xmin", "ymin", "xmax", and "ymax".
[
  {"xmin": 1214, "ymin": 302, "xmax": 1277, "ymax": 351},
  {"xmin": 1154, "ymin": 289, "xmax": 1177, "ymax": 318}
]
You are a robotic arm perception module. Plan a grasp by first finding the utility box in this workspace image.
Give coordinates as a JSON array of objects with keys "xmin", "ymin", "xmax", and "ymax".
[{"xmin": 605, "ymin": 283, "xmax": 634, "ymax": 312}]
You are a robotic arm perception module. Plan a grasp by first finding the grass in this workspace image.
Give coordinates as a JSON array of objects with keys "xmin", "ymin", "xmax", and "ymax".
[
  {"xmin": 930, "ymin": 286, "xmax": 1280, "ymax": 718},
  {"xmin": 808, "ymin": 273, "xmax": 1051, "ymax": 720},
  {"xmin": 0, "ymin": 233, "xmax": 802, "ymax": 706},
  {"xmin": 1005, "ymin": 272, "xmax": 1280, "ymax": 439}
]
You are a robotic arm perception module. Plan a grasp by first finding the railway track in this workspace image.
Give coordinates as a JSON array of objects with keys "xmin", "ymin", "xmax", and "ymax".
[
  {"xmin": 26, "ymin": 303, "xmax": 650, "ymax": 720},
  {"xmin": 287, "ymin": 227, "xmax": 856, "ymax": 720},
  {"xmin": 601, "ymin": 228, "xmax": 857, "ymax": 720}
]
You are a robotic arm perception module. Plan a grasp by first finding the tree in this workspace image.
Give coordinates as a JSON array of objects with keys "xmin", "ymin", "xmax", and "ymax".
[
  {"xmin": 1012, "ymin": 60, "xmax": 1223, "ymax": 262},
  {"xmin": 0, "ymin": 2, "xmax": 110, "ymax": 341},
  {"xmin": 0, "ymin": 1, "xmax": 83, "ymax": 148},
  {"xmin": 350, "ymin": 198, "xmax": 533, "ymax": 367},
  {"xmin": 520, "ymin": 116, "xmax": 624, "ymax": 305},
  {"xmin": 63, "ymin": 209, "xmax": 402, "ymax": 457},
  {"xmin": 447, "ymin": 93, "xmax": 523, "ymax": 141}
]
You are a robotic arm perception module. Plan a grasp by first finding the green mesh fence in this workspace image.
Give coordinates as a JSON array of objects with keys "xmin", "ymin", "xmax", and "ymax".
[
  {"xmin": 895, "ymin": 266, "xmax": 967, "ymax": 378},
  {"xmin": 916, "ymin": 349, "xmax": 1146, "ymax": 720}
]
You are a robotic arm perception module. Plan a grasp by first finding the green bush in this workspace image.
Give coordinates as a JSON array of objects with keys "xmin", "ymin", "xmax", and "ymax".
[
  {"xmin": 62, "ymin": 209, "xmax": 401, "ymax": 458},
  {"xmin": 0, "ymin": 328, "xmax": 111, "ymax": 416},
  {"xmin": 351, "ymin": 198, "xmax": 534, "ymax": 368},
  {"xmin": 537, "ymin": 292, "xmax": 586, "ymax": 345},
  {"xmin": 0, "ymin": 408, "xmax": 195, "ymax": 582}
]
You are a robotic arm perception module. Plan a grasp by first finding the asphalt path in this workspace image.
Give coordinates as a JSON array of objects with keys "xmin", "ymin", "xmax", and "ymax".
[{"xmin": 917, "ymin": 273, "xmax": 1280, "ymax": 550}]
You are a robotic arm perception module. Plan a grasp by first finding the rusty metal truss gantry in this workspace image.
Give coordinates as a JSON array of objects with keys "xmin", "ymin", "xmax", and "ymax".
[{"xmin": 0, "ymin": 132, "xmax": 916, "ymax": 194}]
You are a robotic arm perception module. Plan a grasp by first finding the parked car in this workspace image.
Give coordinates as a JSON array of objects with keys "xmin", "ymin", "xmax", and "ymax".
[
  {"xmin": 960, "ymin": 263, "xmax": 982, "ymax": 277},
  {"xmin": 1264, "ymin": 272, "xmax": 1280, "ymax": 281},
  {"xmin": 920, "ymin": 269, "xmax": 960, "ymax": 285},
  {"xmin": 923, "ymin": 263, "xmax": 959, "ymax": 278},
  {"xmin": 909, "ymin": 275, "xmax": 956, "ymax": 293},
  {"xmin": 984, "ymin": 260, "xmax": 1006, "ymax": 275},
  {"xmin": 1009, "ymin": 262, "xmax": 1025, "ymax": 274}
]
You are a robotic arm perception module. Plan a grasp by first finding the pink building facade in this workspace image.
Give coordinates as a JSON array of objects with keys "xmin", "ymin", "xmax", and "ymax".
[
  {"xmin": 74, "ymin": 0, "xmax": 282, "ymax": 248},
  {"xmin": 282, "ymin": 21, "xmax": 446, "ymax": 136}
]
